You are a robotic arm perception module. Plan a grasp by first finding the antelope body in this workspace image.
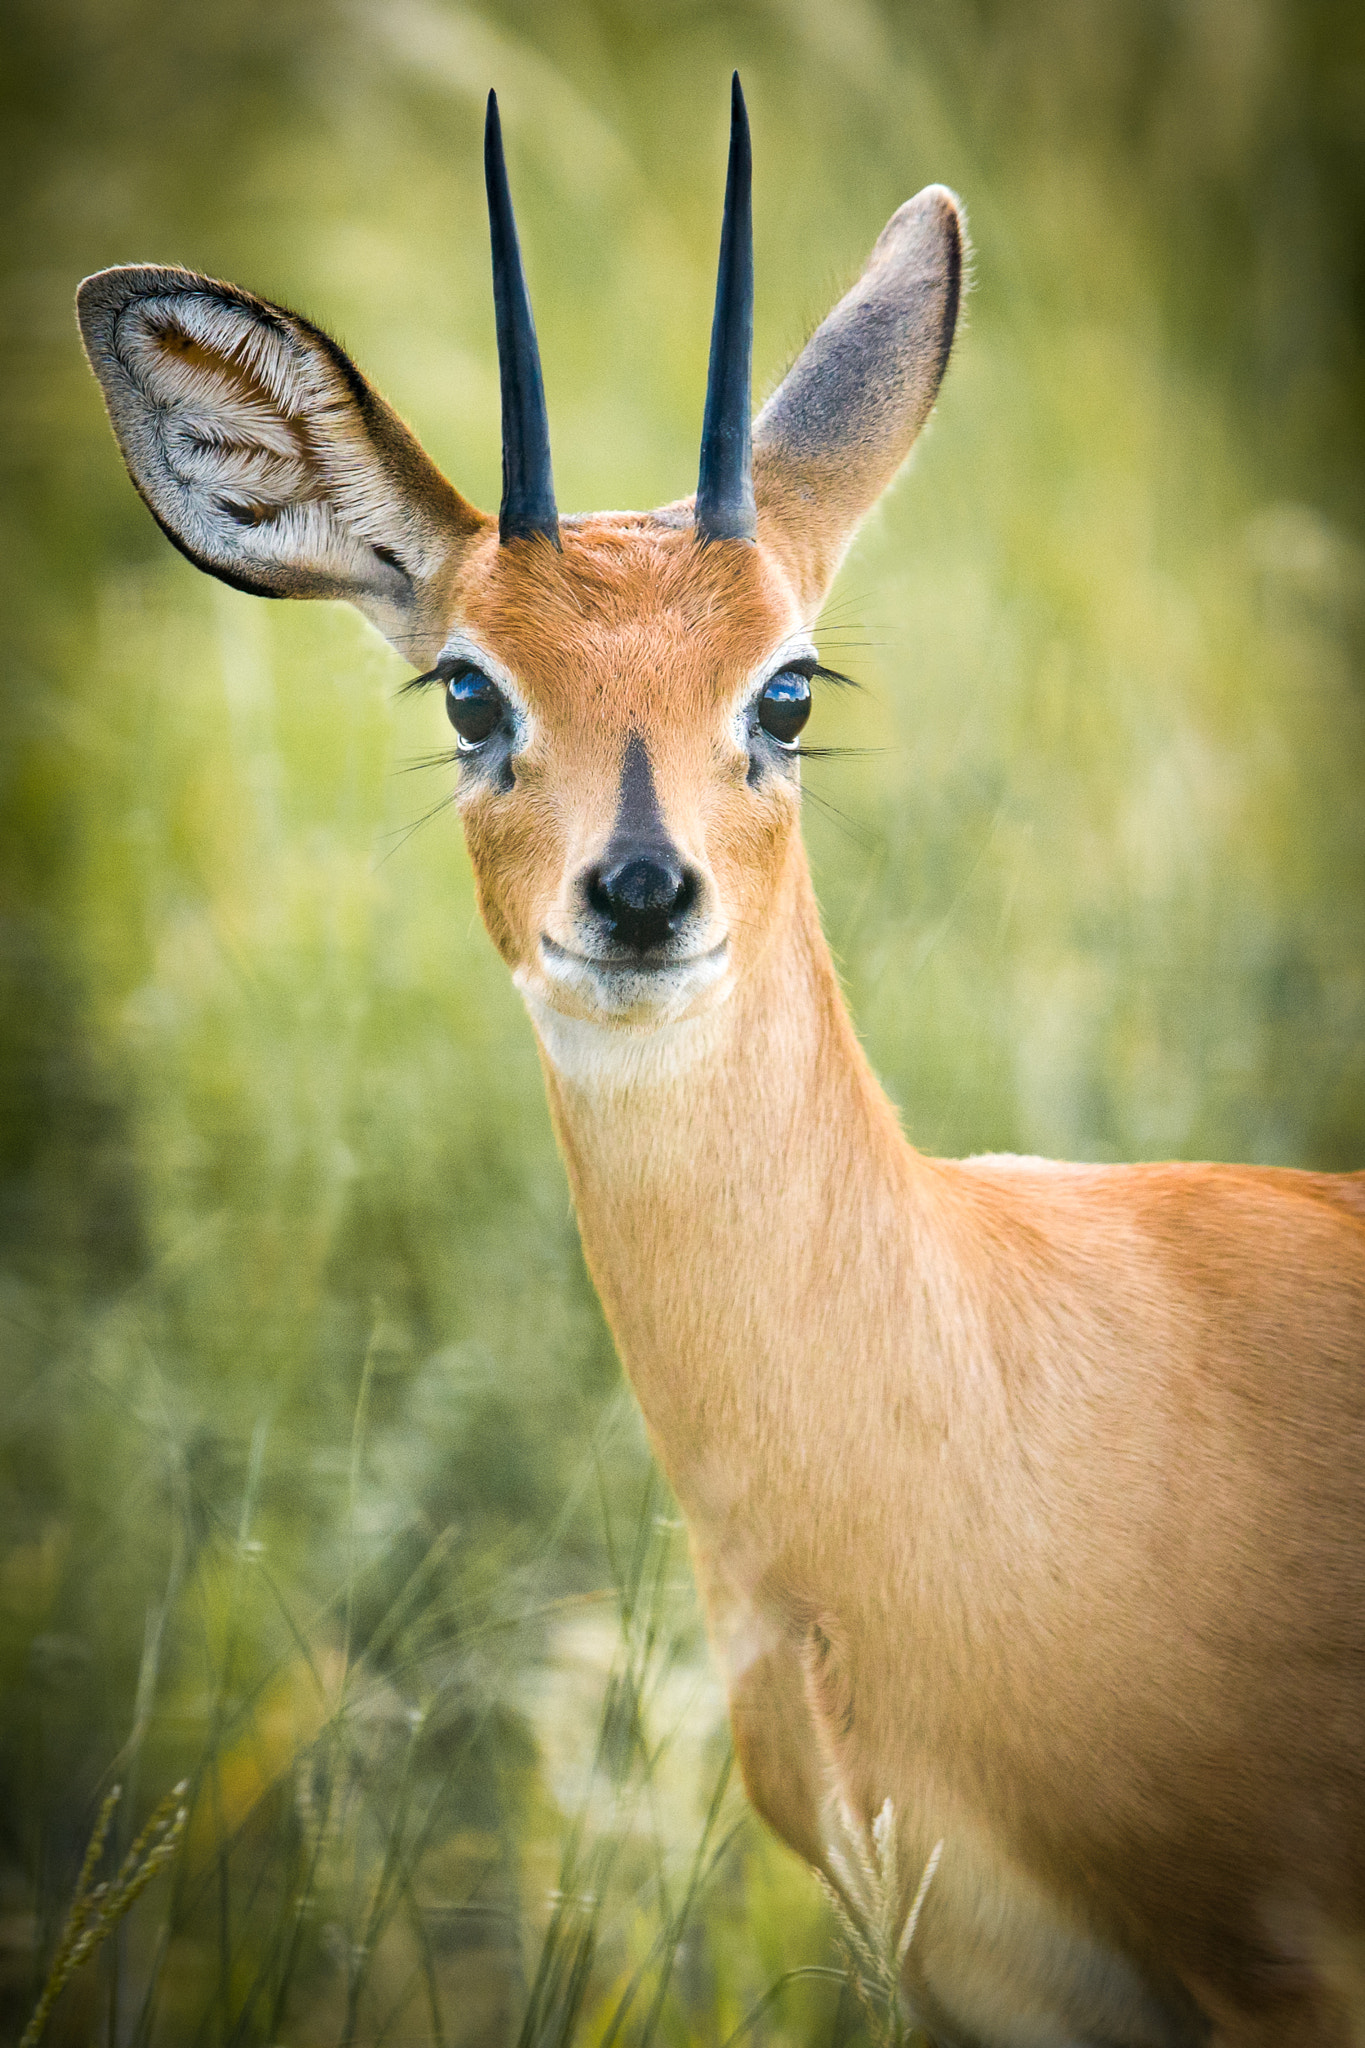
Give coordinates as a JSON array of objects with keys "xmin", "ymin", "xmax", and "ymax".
[{"xmin": 78, "ymin": 81, "xmax": 1365, "ymax": 2048}]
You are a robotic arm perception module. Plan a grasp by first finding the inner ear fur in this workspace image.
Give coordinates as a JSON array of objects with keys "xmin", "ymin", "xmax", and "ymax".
[
  {"xmin": 752, "ymin": 185, "xmax": 964, "ymax": 611},
  {"xmin": 76, "ymin": 265, "xmax": 488, "ymax": 654}
]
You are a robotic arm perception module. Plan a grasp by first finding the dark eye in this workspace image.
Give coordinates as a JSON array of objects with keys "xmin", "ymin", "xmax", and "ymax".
[
  {"xmin": 445, "ymin": 667, "xmax": 504, "ymax": 750},
  {"xmin": 757, "ymin": 670, "xmax": 812, "ymax": 746}
]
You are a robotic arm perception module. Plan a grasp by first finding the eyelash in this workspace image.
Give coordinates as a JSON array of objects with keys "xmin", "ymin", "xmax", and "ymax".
[{"xmin": 748, "ymin": 660, "xmax": 860, "ymax": 751}]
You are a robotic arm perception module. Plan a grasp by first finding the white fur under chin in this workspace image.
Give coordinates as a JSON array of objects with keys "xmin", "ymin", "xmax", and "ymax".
[{"xmin": 517, "ymin": 984, "xmax": 729, "ymax": 1093}]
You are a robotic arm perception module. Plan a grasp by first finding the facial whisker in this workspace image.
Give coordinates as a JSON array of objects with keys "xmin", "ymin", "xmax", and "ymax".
[
  {"xmin": 799, "ymin": 784, "xmax": 880, "ymax": 853},
  {"xmin": 374, "ymin": 792, "xmax": 458, "ymax": 865},
  {"xmin": 397, "ymin": 750, "xmax": 462, "ymax": 774},
  {"xmin": 815, "ymin": 587, "xmax": 873, "ymax": 626}
]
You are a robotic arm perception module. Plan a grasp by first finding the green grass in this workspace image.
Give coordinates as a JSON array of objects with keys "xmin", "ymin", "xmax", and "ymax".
[
  {"xmin": 1, "ymin": 0, "xmax": 1363, "ymax": 2040},
  {"xmin": 19, "ymin": 1434, "xmax": 847, "ymax": 2047}
]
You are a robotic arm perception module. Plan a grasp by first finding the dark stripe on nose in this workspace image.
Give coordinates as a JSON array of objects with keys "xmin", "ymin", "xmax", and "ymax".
[{"xmin": 585, "ymin": 734, "xmax": 699, "ymax": 954}]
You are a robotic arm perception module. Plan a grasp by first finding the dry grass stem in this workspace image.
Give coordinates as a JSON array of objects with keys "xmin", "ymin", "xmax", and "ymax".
[
  {"xmin": 20, "ymin": 1781, "xmax": 189, "ymax": 2048},
  {"xmin": 817, "ymin": 1799, "xmax": 943, "ymax": 2048}
]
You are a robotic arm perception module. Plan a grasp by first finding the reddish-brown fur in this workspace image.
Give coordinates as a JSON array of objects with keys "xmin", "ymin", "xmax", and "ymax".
[
  {"xmin": 436, "ymin": 516, "xmax": 1365, "ymax": 2044},
  {"xmin": 78, "ymin": 179, "xmax": 1365, "ymax": 2046}
]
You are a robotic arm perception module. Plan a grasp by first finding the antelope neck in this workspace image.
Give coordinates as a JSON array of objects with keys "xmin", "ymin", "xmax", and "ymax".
[{"xmin": 537, "ymin": 865, "xmax": 931, "ymax": 1521}]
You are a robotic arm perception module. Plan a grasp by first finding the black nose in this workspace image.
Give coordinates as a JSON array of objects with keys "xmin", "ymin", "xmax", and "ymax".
[{"xmin": 587, "ymin": 853, "xmax": 697, "ymax": 954}]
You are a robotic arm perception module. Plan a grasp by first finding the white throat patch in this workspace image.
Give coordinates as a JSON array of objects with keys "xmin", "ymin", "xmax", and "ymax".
[{"xmin": 517, "ymin": 984, "xmax": 728, "ymax": 1093}]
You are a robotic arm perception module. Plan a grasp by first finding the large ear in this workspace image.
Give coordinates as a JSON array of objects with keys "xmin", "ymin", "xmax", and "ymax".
[
  {"xmin": 76, "ymin": 265, "xmax": 489, "ymax": 657},
  {"xmin": 752, "ymin": 186, "xmax": 964, "ymax": 611}
]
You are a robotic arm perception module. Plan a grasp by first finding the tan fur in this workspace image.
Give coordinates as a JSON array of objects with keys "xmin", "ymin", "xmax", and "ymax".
[
  {"xmin": 528, "ymin": 844, "xmax": 1365, "ymax": 2048},
  {"xmin": 442, "ymin": 518, "xmax": 1365, "ymax": 2042},
  {"xmin": 79, "ymin": 183, "xmax": 1365, "ymax": 2048}
]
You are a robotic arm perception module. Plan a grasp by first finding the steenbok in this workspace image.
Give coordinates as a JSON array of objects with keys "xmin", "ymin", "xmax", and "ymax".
[{"xmin": 79, "ymin": 75, "xmax": 1365, "ymax": 2048}]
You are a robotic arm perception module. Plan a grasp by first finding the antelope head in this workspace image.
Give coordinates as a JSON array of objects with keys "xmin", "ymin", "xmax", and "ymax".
[{"xmin": 78, "ymin": 79, "xmax": 962, "ymax": 1068}]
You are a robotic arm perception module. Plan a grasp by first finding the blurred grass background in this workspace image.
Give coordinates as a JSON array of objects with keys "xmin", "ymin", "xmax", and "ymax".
[{"xmin": 1, "ymin": 0, "xmax": 1363, "ymax": 2041}]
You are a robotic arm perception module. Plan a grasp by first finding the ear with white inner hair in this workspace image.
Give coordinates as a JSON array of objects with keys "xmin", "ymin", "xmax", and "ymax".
[
  {"xmin": 752, "ymin": 185, "xmax": 965, "ymax": 612},
  {"xmin": 76, "ymin": 265, "xmax": 488, "ymax": 659}
]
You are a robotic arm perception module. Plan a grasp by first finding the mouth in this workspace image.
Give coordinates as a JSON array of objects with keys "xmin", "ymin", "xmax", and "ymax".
[{"xmin": 536, "ymin": 934, "xmax": 730, "ymax": 1016}]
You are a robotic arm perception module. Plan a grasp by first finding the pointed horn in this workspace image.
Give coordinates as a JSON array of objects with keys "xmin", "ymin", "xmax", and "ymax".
[
  {"xmin": 485, "ymin": 91, "xmax": 560, "ymax": 548},
  {"xmin": 695, "ymin": 73, "xmax": 756, "ymax": 544}
]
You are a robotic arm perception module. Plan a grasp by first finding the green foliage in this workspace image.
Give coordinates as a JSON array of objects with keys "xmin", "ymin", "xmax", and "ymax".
[{"xmin": 0, "ymin": 0, "xmax": 1362, "ymax": 2042}]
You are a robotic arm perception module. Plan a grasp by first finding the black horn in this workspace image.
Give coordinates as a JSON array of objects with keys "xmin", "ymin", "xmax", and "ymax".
[
  {"xmin": 695, "ymin": 73, "xmax": 756, "ymax": 544},
  {"xmin": 485, "ymin": 91, "xmax": 560, "ymax": 548}
]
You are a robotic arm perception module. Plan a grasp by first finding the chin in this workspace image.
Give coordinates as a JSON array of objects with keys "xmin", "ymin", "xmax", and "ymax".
[
  {"xmin": 515, "ymin": 950, "xmax": 736, "ymax": 1087},
  {"xmin": 528, "ymin": 936, "xmax": 733, "ymax": 1028}
]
